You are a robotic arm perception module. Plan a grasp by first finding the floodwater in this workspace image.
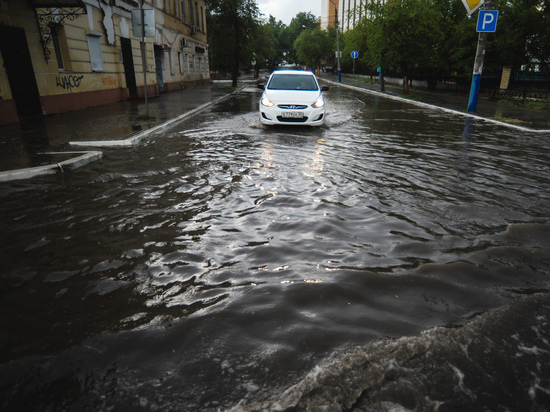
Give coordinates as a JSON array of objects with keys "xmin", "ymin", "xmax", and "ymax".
[{"xmin": 1, "ymin": 86, "xmax": 549, "ymax": 411}]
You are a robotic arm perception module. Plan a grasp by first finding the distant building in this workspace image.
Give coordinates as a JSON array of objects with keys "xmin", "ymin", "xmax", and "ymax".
[
  {"xmin": 0, "ymin": 0, "xmax": 210, "ymax": 125},
  {"xmin": 321, "ymin": 0, "xmax": 370, "ymax": 32}
]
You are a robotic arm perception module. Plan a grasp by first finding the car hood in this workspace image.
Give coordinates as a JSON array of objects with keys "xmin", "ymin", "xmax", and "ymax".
[{"xmin": 264, "ymin": 89, "xmax": 322, "ymax": 105}]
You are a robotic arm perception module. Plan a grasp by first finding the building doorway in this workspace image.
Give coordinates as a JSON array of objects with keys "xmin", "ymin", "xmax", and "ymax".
[
  {"xmin": 0, "ymin": 25, "xmax": 42, "ymax": 117},
  {"xmin": 120, "ymin": 37, "xmax": 137, "ymax": 97},
  {"xmin": 154, "ymin": 45, "xmax": 164, "ymax": 93}
]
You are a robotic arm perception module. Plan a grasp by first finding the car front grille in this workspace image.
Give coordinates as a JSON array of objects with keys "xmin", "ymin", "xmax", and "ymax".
[
  {"xmin": 277, "ymin": 104, "xmax": 308, "ymax": 110},
  {"xmin": 276, "ymin": 116, "xmax": 309, "ymax": 123}
]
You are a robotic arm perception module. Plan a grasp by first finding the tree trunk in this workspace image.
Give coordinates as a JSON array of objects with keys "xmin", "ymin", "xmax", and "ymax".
[{"xmin": 403, "ymin": 72, "xmax": 409, "ymax": 95}]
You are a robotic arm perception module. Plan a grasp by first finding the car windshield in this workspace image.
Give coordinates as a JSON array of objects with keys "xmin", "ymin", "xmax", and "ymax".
[{"xmin": 267, "ymin": 74, "xmax": 319, "ymax": 91}]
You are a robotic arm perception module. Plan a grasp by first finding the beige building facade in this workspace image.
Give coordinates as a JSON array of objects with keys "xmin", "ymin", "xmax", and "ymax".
[
  {"xmin": 321, "ymin": 0, "xmax": 370, "ymax": 31},
  {"xmin": 0, "ymin": 0, "xmax": 209, "ymax": 125}
]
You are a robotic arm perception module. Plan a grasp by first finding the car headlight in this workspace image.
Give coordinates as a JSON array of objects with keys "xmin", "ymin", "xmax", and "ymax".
[
  {"xmin": 261, "ymin": 96, "xmax": 275, "ymax": 107},
  {"xmin": 312, "ymin": 95, "xmax": 325, "ymax": 108}
]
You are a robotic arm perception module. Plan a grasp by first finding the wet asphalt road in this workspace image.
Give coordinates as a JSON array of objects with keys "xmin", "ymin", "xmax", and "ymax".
[{"xmin": 1, "ymin": 84, "xmax": 549, "ymax": 411}]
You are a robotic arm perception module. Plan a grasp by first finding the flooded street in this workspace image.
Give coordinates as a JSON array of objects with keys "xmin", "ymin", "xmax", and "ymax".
[{"xmin": 1, "ymin": 85, "xmax": 549, "ymax": 410}]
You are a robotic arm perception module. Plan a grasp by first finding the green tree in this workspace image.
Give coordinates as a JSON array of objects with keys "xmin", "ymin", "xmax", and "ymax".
[
  {"xmin": 325, "ymin": 24, "xmax": 339, "ymax": 70},
  {"xmin": 284, "ymin": 12, "xmax": 319, "ymax": 64},
  {"xmin": 287, "ymin": 11, "xmax": 319, "ymax": 36},
  {"xmin": 339, "ymin": 0, "xmax": 549, "ymax": 91},
  {"xmin": 431, "ymin": 0, "xmax": 477, "ymax": 86},
  {"xmin": 363, "ymin": 0, "xmax": 389, "ymax": 88},
  {"xmin": 206, "ymin": 0, "xmax": 260, "ymax": 86},
  {"xmin": 263, "ymin": 15, "xmax": 287, "ymax": 66},
  {"xmin": 250, "ymin": 23, "xmax": 276, "ymax": 77},
  {"xmin": 365, "ymin": 0, "xmax": 444, "ymax": 94},
  {"xmin": 488, "ymin": 0, "xmax": 550, "ymax": 72},
  {"xmin": 340, "ymin": 20, "xmax": 368, "ymax": 73},
  {"xmin": 294, "ymin": 27, "xmax": 332, "ymax": 69}
]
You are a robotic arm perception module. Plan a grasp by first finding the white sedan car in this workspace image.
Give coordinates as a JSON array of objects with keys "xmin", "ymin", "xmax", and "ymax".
[{"xmin": 258, "ymin": 70, "xmax": 329, "ymax": 126}]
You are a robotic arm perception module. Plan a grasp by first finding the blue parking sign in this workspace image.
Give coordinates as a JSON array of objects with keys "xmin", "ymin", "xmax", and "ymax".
[{"xmin": 477, "ymin": 10, "xmax": 498, "ymax": 32}]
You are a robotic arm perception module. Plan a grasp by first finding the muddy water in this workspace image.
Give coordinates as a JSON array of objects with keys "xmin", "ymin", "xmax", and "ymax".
[{"xmin": 1, "ymin": 86, "xmax": 549, "ymax": 411}]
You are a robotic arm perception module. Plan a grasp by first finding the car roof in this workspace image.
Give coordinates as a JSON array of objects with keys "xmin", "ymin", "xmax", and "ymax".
[{"xmin": 270, "ymin": 70, "xmax": 315, "ymax": 77}]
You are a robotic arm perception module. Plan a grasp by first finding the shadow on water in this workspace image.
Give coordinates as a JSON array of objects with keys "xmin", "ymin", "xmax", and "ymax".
[{"xmin": 0, "ymin": 116, "xmax": 53, "ymax": 171}]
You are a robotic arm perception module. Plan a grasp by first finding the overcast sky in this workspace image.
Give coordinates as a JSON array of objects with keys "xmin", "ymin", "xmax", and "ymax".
[{"xmin": 256, "ymin": 0, "xmax": 322, "ymax": 25}]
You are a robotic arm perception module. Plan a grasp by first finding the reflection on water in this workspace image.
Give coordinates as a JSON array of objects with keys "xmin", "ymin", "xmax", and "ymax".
[{"xmin": 1, "ymin": 87, "xmax": 549, "ymax": 410}]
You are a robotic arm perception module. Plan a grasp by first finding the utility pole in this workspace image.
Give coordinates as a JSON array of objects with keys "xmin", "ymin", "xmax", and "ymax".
[{"xmin": 329, "ymin": 0, "xmax": 341, "ymax": 83}]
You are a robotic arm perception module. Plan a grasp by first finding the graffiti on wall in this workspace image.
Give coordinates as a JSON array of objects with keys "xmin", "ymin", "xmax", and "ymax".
[
  {"xmin": 56, "ymin": 75, "xmax": 84, "ymax": 91},
  {"xmin": 101, "ymin": 75, "xmax": 117, "ymax": 86}
]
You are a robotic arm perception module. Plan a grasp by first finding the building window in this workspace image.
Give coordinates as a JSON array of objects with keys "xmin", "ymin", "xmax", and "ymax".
[
  {"xmin": 195, "ymin": 2, "xmax": 199, "ymax": 30},
  {"xmin": 200, "ymin": 6, "xmax": 204, "ymax": 31},
  {"xmin": 51, "ymin": 25, "xmax": 64, "ymax": 69},
  {"xmin": 189, "ymin": 1, "xmax": 194, "ymax": 26},
  {"xmin": 169, "ymin": 48, "xmax": 175, "ymax": 75},
  {"xmin": 87, "ymin": 33, "xmax": 104, "ymax": 71},
  {"xmin": 181, "ymin": 0, "xmax": 186, "ymax": 23},
  {"xmin": 51, "ymin": 24, "xmax": 72, "ymax": 71},
  {"xmin": 178, "ymin": 51, "xmax": 183, "ymax": 74}
]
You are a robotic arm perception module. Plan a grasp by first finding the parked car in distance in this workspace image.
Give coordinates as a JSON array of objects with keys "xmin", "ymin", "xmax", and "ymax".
[
  {"xmin": 322, "ymin": 66, "xmax": 334, "ymax": 73},
  {"xmin": 258, "ymin": 70, "xmax": 329, "ymax": 127}
]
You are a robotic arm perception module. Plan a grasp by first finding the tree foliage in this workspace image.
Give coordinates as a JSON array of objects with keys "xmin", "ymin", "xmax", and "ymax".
[
  {"xmin": 358, "ymin": 0, "xmax": 445, "ymax": 93},
  {"xmin": 340, "ymin": 0, "xmax": 549, "ymax": 91},
  {"xmin": 207, "ymin": 6, "xmax": 326, "ymax": 77},
  {"xmin": 207, "ymin": 0, "xmax": 549, "ymax": 88},
  {"xmin": 206, "ymin": 0, "xmax": 260, "ymax": 86},
  {"xmin": 294, "ymin": 28, "xmax": 332, "ymax": 68},
  {"xmin": 488, "ymin": 0, "xmax": 550, "ymax": 71},
  {"xmin": 280, "ymin": 12, "xmax": 320, "ymax": 65}
]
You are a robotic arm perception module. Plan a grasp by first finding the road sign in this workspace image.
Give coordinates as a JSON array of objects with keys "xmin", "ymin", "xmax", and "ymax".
[
  {"xmin": 461, "ymin": 0, "xmax": 484, "ymax": 15},
  {"xmin": 477, "ymin": 10, "xmax": 498, "ymax": 32},
  {"xmin": 131, "ymin": 9, "xmax": 155, "ymax": 37}
]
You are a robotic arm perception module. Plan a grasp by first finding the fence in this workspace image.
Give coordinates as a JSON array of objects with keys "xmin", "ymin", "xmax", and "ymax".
[
  {"xmin": 428, "ymin": 71, "xmax": 550, "ymax": 103},
  {"xmin": 489, "ymin": 88, "xmax": 550, "ymax": 103},
  {"xmin": 343, "ymin": 68, "xmax": 550, "ymax": 103}
]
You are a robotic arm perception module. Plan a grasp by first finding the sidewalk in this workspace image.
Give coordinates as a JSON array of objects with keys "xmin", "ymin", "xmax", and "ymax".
[
  {"xmin": 1, "ymin": 73, "xmax": 548, "ymax": 181},
  {"xmin": 0, "ymin": 81, "xmax": 238, "ymax": 179},
  {"xmin": 320, "ymin": 72, "xmax": 550, "ymax": 131}
]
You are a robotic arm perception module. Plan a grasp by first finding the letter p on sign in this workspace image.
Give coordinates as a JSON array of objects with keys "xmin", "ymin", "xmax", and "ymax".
[{"xmin": 477, "ymin": 10, "xmax": 499, "ymax": 32}]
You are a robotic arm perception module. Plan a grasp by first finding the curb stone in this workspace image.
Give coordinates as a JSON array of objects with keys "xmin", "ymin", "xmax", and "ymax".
[
  {"xmin": 0, "ymin": 87, "xmax": 243, "ymax": 182},
  {"xmin": 0, "ymin": 151, "xmax": 103, "ymax": 182}
]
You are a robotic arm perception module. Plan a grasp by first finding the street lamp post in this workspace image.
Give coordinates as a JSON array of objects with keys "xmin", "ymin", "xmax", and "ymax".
[{"xmin": 329, "ymin": 0, "xmax": 341, "ymax": 83}]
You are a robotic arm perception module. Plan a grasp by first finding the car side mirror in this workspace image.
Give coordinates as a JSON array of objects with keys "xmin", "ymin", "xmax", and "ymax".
[
  {"xmin": 321, "ymin": 86, "xmax": 329, "ymax": 91},
  {"xmin": 257, "ymin": 84, "xmax": 265, "ymax": 90}
]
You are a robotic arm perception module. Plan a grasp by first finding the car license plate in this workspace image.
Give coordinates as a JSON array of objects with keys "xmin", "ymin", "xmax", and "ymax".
[{"xmin": 282, "ymin": 111, "xmax": 304, "ymax": 119}]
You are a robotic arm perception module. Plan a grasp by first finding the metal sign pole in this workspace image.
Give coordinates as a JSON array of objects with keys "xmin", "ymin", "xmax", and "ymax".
[
  {"xmin": 467, "ymin": 0, "xmax": 492, "ymax": 112},
  {"xmin": 351, "ymin": 51, "xmax": 358, "ymax": 75}
]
